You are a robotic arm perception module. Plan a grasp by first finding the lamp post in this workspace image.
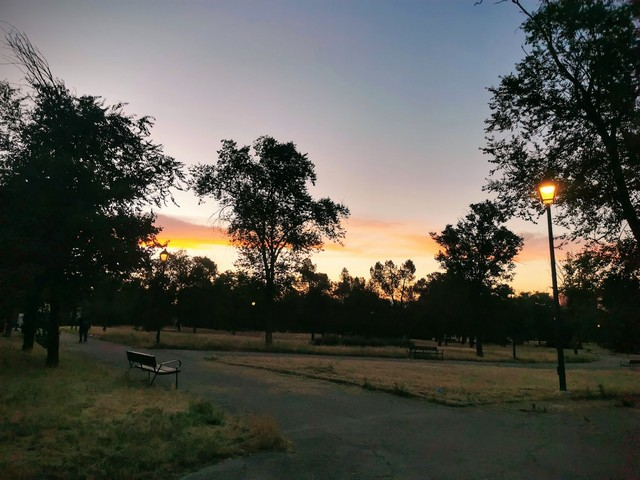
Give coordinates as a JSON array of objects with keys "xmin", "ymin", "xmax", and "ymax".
[
  {"xmin": 156, "ymin": 248, "xmax": 169, "ymax": 344},
  {"xmin": 538, "ymin": 181, "xmax": 567, "ymax": 391}
]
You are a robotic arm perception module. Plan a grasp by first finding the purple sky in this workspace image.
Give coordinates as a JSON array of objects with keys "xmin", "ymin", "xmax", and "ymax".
[{"xmin": 2, "ymin": 0, "xmax": 559, "ymax": 292}]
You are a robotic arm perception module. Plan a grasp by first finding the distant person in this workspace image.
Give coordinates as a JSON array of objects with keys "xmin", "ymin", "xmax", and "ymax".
[{"xmin": 79, "ymin": 317, "xmax": 90, "ymax": 343}]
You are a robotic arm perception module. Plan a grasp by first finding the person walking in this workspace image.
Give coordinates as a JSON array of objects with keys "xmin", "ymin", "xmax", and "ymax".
[{"xmin": 78, "ymin": 316, "xmax": 90, "ymax": 342}]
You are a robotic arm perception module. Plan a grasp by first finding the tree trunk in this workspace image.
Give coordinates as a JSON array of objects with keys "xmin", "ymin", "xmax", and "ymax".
[
  {"xmin": 264, "ymin": 279, "xmax": 275, "ymax": 346},
  {"xmin": 512, "ymin": 336, "xmax": 517, "ymax": 360},
  {"xmin": 3, "ymin": 318, "xmax": 12, "ymax": 337},
  {"xmin": 156, "ymin": 328, "xmax": 161, "ymax": 344},
  {"xmin": 475, "ymin": 336, "xmax": 483, "ymax": 357},
  {"xmin": 22, "ymin": 297, "xmax": 38, "ymax": 351},
  {"xmin": 46, "ymin": 298, "xmax": 61, "ymax": 367}
]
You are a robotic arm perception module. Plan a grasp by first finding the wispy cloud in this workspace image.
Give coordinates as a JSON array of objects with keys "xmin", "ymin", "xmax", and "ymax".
[
  {"xmin": 153, "ymin": 213, "xmax": 567, "ymax": 292},
  {"xmin": 335, "ymin": 217, "xmax": 440, "ymax": 257},
  {"xmin": 155, "ymin": 214, "xmax": 229, "ymax": 250}
]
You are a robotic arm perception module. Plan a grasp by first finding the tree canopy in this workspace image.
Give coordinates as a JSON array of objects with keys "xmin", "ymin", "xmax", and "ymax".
[
  {"xmin": 430, "ymin": 201, "xmax": 523, "ymax": 356},
  {"xmin": 483, "ymin": 0, "xmax": 640, "ymax": 247},
  {"xmin": 430, "ymin": 201, "xmax": 524, "ymax": 290},
  {"xmin": 0, "ymin": 30, "xmax": 184, "ymax": 364},
  {"xmin": 190, "ymin": 135, "xmax": 349, "ymax": 344}
]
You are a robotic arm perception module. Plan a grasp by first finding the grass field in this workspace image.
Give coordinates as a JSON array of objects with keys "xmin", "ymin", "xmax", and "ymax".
[
  {"xmin": 89, "ymin": 326, "xmax": 599, "ymax": 363},
  {"xmin": 0, "ymin": 335, "xmax": 289, "ymax": 480},
  {"xmin": 215, "ymin": 354, "xmax": 640, "ymax": 408},
  {"xmin": 84, "ymin": 326, "xmax": 639, "ymax": 409}
]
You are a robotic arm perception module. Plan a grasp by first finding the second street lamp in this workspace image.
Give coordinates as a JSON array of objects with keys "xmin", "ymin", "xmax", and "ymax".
[
  {"xmin": 157, "ymin": 248, "xmax": 169, "ymax": 344},
  {"xmin": 538, "ymin": 181, "xmax": 567, "ymax": 391}
]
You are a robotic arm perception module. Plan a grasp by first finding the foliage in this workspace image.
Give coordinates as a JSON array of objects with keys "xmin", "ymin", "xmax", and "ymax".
[
  {"xmin": 0, "ymin": 30, "xmax": 184, "ymax": 364},
  {"xmin": 562, "ymin": 239, "xmax": 640, "ymax": 352},
  {"xmin": 430, "ymin": 201, "xmax": 523, "ymax": 355},
  {"xmin": 483, "ymin": 0, "xmax": 640, "ymax": 247},
  {"xmin": 369, "ymin": 259, "xmax": 416, "ymax": 307},
  {"xmin": 430, "ymin": 201, "xmax": 524, "ymax": 289},
  {"xmin": 190, "ymin": 135, "xmax": 349, "ymax": 344}
]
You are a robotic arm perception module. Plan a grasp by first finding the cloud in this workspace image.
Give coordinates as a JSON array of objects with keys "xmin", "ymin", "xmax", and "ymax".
[
  {"xmin": 152, "ymin": 212, "xmax": 567, "ymax": 292},
  {"xmin": 335, "ymin": 217, "xmax": 440, "ymax": 257},
  {"xmin": 514, "ymin": 231, "xmax": 581, "ymax": 263},
  {"xmin": 155, "ymin": 214, "xmax": 229, "ymax": 250}
]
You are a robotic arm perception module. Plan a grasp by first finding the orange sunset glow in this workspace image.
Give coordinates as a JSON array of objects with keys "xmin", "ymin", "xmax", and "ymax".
[{"xmin": 155, "ymin": 213, "xmax": 564, "ymax": 294}]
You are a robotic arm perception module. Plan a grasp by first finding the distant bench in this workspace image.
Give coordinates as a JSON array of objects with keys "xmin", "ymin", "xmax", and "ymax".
[
  {"xmin": 620, "ymin": 359, "xmax": 640, "ymax": 369},
  {"xmin": 126, "ymin": 350, "xmax": 182, "ymax": 388},
  {"xmin": 408, "ymin": 345, "xmax": 443, "ymax": 360}
]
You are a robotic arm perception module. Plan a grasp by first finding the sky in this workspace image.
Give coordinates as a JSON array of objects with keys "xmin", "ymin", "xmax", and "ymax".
[{"xmin": 1, "ymin": 0, "xmax": 561, "ymax": 292}]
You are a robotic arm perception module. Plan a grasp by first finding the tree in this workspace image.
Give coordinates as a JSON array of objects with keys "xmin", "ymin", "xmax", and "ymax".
[
  {"xmin": 483, "ymin": 0, "xmax": 640, "ymax": 251},
  {"xmin": 295, "ymin": 258, "xmax": 332, "ymax": 340},
  {"xmin": 562, "ymin": 240, "xmax": 640, "ymax": 351},
  {"xmin": 0, "ymin": 30, "xmax": 184, "ymax": 365},
  {"xmin": 190, "ymin": 136, "xmax": 349, "ymax": 344},
  {"xmin": 175, "ymin": 255, "xmax": 218, "ymax": 333},
  {"xmin": 369, "ymin": 259, "xmax": 416, "ymax": 338},
  {"xmin": 369, "ymin": 260, "xmax": 401, "ymax": 305},
  {"xmin": 430, "ymin": 201, "xmax": 524, "ymax": 356},
  {"xmin": 398, "ymin": 259, "xmax": 417, "ymax": 308}
]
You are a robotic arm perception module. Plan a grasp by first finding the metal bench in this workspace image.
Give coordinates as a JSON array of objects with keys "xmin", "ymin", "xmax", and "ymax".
[
  {"xmin": 620, "ymin": 359, "xmax": 640, "ymax": 369},
  {"xmin": 126, "ymin": 350, "xmax": 182, "ymax": 388},
  {"xmin": 408, "ymin": 345, "xmax": 443, "ymax": 360}
]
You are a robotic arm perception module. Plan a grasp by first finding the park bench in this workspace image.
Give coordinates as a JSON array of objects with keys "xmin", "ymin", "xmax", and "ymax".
[
  {"xmin": 408, "ymin": 344, "xmax": 443, "ymax": 360},
  {"xmin": 126, "ymin": 350, "xmax": 182, "ymax": 388},
  {"xmin": 620, "ymin": 359, "xmax": 640, "ymax": 369}
]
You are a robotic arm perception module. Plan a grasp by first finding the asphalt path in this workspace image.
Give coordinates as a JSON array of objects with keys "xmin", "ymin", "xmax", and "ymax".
[{"xmin": 61, "ymin": 333, "xmax": 639, "ymax": 480}]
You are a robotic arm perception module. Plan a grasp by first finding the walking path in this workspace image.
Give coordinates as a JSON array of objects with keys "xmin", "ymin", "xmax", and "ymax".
[{"xmin": 62, "ymin": 333, "xmax": 639, "ymax": 480}]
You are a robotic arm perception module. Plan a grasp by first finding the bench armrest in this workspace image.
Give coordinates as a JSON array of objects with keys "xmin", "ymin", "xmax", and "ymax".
[{"xmin": 160, "ymin": 359, "xmax": 182, "ymax": 369}]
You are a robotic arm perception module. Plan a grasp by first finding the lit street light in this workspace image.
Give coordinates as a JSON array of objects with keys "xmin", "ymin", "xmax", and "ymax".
[
  {"xmin": 156, "ymin": 248, "xmax": 169, "ymax": 344},
  {"xmin": 538, "ymin": 181, "xmax": 567, "ymax": 391}
]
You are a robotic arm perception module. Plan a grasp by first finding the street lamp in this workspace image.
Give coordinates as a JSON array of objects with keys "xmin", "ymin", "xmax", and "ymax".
[
  {"xmin": 157, "ymin": 248, "xmax": 169, "ymax": 344},
  {"xmin": 538, "ymin": 181, "xmax": 567, "ymax": 391}
]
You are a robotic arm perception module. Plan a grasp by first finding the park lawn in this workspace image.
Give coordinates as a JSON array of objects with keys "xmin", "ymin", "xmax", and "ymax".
[
  {"xmin": 0, "ymin": 336, "xmax": 289, "ymax": 480},
  {"xmin": 89, "ymin": 326, "xmax": 598, "ymax": 364},
  {"xmin": 214, "ymin": 354, "xmax": 640, "ymax": 408}
]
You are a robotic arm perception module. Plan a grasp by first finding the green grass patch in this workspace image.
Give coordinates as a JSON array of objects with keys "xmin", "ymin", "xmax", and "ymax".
[{"xmin": 0, "ymin": 336, "xmax": 289, "ymax": 480}]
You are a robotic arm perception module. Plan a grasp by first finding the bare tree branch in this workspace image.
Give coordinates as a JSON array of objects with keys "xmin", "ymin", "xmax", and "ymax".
[{"xmin": 2, "ymin": 25, "xmax": 62, "ymax": 92}]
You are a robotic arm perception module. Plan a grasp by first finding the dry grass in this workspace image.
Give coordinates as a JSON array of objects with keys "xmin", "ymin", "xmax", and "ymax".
[
  {"xmin": 0, "ymin": 335, "xmax": 289, "ymax": 480},
  {"xmin": 87, "ymin": 326, "xmax": 597, "ymax": 363},
  {"xmin": 215, "ymin": 354, "xmax": 640, "ymax": 408}
]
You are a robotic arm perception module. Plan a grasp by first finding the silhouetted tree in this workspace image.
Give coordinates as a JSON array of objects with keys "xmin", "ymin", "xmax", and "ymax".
[
  {"xmin": 562, "ymin": 240, "xmax": 640, "ymax": 352},
  {"xmin": 430, "ymin": 201, "xmax": 523, "ymax": 356},
  {"xmin": 369, "ymin": 260, "xmax": 401, "ymax": 305},
  {"xmin": 190, "ymin": 136, "xmax": 349, "ymax": 344},
  {"xmin": 484, "ymin": 0, "xmax": 640, "ymax": 250},
  {"xmin": 176, "ymin": 255, "xmax": 218, "ymax": 333},
  {"xmin": 0, "ymin": 30, "xmax": 183, "ymax": 365},
  {"xmin": 398, "ymin": 260, "xmax": 417, "ymax": 308},
  {"xmin": 295, "ymin": 258, "xmax": 332, "ymax": 340}
]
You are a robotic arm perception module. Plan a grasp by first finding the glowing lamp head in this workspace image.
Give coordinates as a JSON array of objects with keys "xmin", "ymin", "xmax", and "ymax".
[
  {"xmin": 538, "ymin": 182, "xmax": 557, "ymax": 205},
  {"xmin": 159, "ymin": 249, "xmax": 169, "ymax": 263}
]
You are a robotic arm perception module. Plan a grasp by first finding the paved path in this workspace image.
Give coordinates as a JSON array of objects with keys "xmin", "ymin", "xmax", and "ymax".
[{"xmin": 62, "ymin": 334, "xmax": 639, "ymax": 480}]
